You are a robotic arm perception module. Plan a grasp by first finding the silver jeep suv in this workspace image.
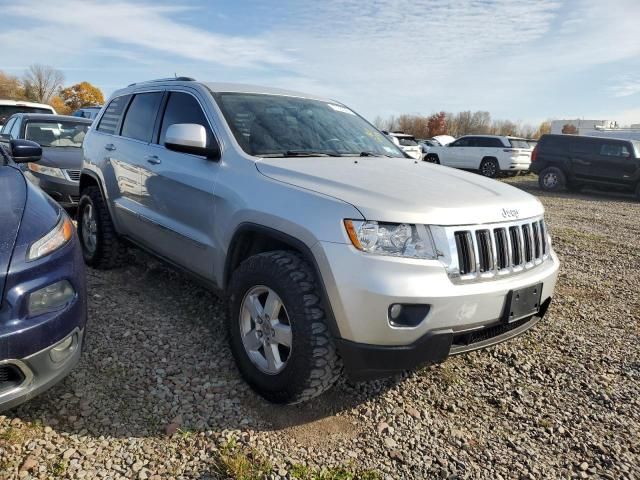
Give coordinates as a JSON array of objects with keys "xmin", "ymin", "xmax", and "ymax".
[{"xmin": 80, "ymin": 78, "xmax": 559, "ymax": 404}]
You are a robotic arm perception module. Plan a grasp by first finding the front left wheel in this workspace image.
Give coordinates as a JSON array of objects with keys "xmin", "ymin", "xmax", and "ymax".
[
  {"xmin": 227, "ymin": 251, "xmax": 342, "ymax": 404},
  {"xmin": 77, "ymin": 186, "xmax": 127, "ymax": 269}
]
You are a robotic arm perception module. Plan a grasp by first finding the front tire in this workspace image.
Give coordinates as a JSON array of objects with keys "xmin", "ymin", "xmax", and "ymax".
[
  {"xmin": 77, "ymin": 186, "xmax": 127, "ymax": 269},
  {"xmin": 538, "ymin": 167, "xmax": 567, "ymax": 192},
  {"xmin": 479, "ymin": 158, "xmax": 499, "ymax": 178},
  {"xmin": 425, "ymin": 154, "xmax": 440, "ymax": 164},
  {"xmin": 227, "ymin": 251, "xmax": 342, "ymax": 404}
]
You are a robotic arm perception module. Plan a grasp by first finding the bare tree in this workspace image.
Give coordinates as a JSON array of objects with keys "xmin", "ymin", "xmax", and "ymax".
[{"xmin": 23, "ymin": 64, "xmax": 64, "ymax": 103}]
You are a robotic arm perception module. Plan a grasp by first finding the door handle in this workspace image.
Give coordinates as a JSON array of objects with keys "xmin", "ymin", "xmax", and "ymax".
[
  {"xmin": 146, "ymin": 155, "xmax": 161, "ymax": 165},
  {"xmin": 104, "ymin": 143, "xmax": 116, "ymax": 151}
]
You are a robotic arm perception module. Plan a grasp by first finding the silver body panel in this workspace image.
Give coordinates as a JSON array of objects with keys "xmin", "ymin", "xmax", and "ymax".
[{"xmin": 83, "ymin": 80, "xmax": 559, "ymax": 348}]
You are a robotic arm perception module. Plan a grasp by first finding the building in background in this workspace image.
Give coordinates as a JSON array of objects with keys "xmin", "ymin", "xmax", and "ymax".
[{"xmin": 550, "ymin": 119, "xmax": 640, "ymax": 141}]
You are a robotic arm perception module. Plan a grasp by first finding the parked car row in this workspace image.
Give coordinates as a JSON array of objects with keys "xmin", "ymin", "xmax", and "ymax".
[{"xmin": 1, "ymin": 79, "xmax": 565, "ymax": 409}]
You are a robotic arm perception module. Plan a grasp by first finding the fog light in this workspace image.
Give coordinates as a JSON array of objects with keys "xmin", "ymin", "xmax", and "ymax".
[
  {"xmin": 50, "ymin": 332, "xmax": 77, "ymax": 363},
  {"xmin": 389, "ymin": 304, "xmax": 403, "ymax": 320},
  {"xmin": 28, "ymin": 280, "xmax": 75, "ymax": 316},
  {"xmin": 388, "ymin": 304, "xmax": 431, "ymax": 327}
]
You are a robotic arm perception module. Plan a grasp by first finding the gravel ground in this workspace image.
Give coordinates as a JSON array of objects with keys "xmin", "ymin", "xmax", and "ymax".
[{"xmin": 1, "ymin": 175, "xmax": 639, "ymax": 479}]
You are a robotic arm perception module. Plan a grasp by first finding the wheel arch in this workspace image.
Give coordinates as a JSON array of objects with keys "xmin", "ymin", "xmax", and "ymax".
[{"xmin": 224, "ymin": 223, "xmax": 342, "ymax": 338}]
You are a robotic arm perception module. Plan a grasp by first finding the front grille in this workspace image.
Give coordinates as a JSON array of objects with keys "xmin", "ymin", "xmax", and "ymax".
[
  {"xmin": 448, "ymin": 217, "xmax": 549, "ymax": 282},
  {"xmin": 0, "ymin": 364, "xmax": 25, "ymax": 393},
  {"xmin": 66, "ymin": 169, "xmax": 81, "ymax": 182}
]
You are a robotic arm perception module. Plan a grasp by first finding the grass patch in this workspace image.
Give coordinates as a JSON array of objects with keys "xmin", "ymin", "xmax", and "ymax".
[
  {"xmin": 290, "ymin": 464, "xmax": 381, "ymax": 479},
  {"xmin": 213, "ymin": 440, "xmax": 273, "ymax": 480},
  {"xmin": 212, "ymin": 441, "xmax": 380, "ymax": 480},
  {"xmin": 50, "ymin": 459, "xmax": 68, "ymax": 476}
]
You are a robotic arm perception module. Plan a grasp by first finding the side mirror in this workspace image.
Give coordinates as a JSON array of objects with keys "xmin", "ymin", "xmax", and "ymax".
[
  {"xmin": 10, "ymin": 139, "xmax": 42, "ymax": 163},
  {"xmin": 165, "ymin": 123, "xmax": 220, "ymax": 160},
  {"xmin": 622, "ymin": 150, "xmax": 631, "ymax": 158},
  {"xmin": 0, "ymin": 133, "xmax": 10, "ymax": 142}
]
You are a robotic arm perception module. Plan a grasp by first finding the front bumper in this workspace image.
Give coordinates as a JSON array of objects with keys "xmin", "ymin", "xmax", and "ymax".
[
  {"xmin": 0, "ymin": 328, "xmax": 84, "ymax": 412},
  {"xmin": 24, "ymin": 171, "xmax": 80, "ymax": 206},
  {"xmin": 313, "ymin": 241, "xmax": 559, "ymax": 378}
]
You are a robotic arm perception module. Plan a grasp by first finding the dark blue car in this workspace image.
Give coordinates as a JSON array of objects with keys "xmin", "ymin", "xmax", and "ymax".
[{"xmin": 0, "ymin": 139, "xmax": 86, "ymax": 412}]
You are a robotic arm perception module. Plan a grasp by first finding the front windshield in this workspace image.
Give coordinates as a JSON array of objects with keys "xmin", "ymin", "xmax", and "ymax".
[
  {"xmin": 25, "ymin": 121, "xmax": 90, "ymax": 148},
  {"xmin": 214, "ymin": 92, "xmax": 405, "ymax": 158}
]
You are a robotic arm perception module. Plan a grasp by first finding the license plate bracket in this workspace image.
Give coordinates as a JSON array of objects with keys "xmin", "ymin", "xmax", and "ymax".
[{"xmin": 503, "ymin": 283, "xmax": 543, "ymax": 323}]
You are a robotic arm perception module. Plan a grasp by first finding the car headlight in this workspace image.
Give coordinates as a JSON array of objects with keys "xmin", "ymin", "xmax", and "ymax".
[
  {"xmin": 344, "ymin": 220, "xmax": 438, "ymax": 259},
  {"xmin": 27, "ymin": 215, "xmax": 74, "ymax": 261},
  {"xmin": 27, "ymin": 162, "xmax": 65, "ymax": 179},
  {"xmin": 28, "ymin": 280, "xmax": 75, "ymax": 316}
]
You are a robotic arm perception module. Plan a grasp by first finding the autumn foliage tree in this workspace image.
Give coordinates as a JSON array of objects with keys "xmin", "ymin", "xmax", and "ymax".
[
  {"xmin": 0, "ymin": 71, "xmax": 26, "ymax": 100},
  {"xmin": 561, "ymin": 123, "xmax": 578, "ymax": 135},
  {"xmin": 427, "ymin": 112, "xmax": 447, "ymax": 137},
  {"xmin": 59, "ymin": 82, "xmax": 104, "ymax": 113}
]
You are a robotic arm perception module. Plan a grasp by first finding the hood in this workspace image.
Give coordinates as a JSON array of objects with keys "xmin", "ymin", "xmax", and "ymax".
[
  {"xmin": 0, "ymin": 166, "xmax": 27, "ymax": 301},
  {"xmin": 256, "ymin": 156, "xmax": 543, "ymax": 225},
  {"xmin": 40, "ymin": 147, "xmax": 83, "ymax": 170}
]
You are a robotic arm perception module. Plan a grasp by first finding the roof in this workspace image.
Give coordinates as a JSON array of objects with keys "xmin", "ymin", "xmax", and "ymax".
[
  {"xmin": 0, "ymin": 99, "xmax": 55, "ymax": 109},
  {"xmin": 16, "ymin": 113, "xmax": 92, "ymax": 123}
]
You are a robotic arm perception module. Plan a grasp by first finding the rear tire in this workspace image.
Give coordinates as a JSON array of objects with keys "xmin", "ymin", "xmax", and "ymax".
[
  {"xmin": 77, "ymin": 186, "xmax": 127, "ymax": 269},
  {"xmin": 538, "ymin": 167, "xmax": 567, "ymax": 192},
  {"xmin": 479, "ymin": 158, "xmax": 499, "ymax": 178},
  {"xmin": 425, "ymin": 154, "xmax": 440, "ymax": 164},
  {"xmin": 227, "ymin": 251, "xmax": 342, "ymax": 404}
]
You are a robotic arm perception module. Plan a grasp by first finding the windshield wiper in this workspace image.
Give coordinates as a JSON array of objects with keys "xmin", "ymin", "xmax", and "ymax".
[{"xmin": 260, "ymin": 150, "xmax": 341, "ymax": 158}]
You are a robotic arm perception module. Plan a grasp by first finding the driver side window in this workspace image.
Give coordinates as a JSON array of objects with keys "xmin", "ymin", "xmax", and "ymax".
[
  {"xmin": 451, "ymin": 138, "xmax": 469, "ymax": 147},
  {"xmin": 159, "ymin": 92, "xmax": 214, "ymax": 148}
]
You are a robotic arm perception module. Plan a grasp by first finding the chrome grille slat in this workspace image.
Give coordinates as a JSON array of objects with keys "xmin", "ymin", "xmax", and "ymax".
[
  {"xmin": 65, "ymin": 169, "xmax": 81, "ymax": 182},
  {"xmin": 443, "ymin": 216, "xmax": 550, "ymax": 283}
]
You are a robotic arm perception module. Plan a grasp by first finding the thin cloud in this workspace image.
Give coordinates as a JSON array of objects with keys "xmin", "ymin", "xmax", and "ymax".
[
  {"xmin": 4, "ymin": 0, "xmax": 290, "ymax": 68},
  {"xmin": 609, "ymin": 76, "xmax": 640, "ymax": 98}
]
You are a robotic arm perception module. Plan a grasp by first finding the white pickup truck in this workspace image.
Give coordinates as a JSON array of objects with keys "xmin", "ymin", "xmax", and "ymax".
[{"xmin": 425, "ymin": 135, "xmax": 532, "ymax": 178}]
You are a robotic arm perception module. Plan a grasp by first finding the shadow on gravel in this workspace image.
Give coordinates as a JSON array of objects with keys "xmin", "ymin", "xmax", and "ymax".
[
  {"xmin": 504, "ymin": 175, "xmax": 639, "ymax": 204},
  {"xmin": 5, "ymin": 249, "xmax": 398, "ymax": 439}
]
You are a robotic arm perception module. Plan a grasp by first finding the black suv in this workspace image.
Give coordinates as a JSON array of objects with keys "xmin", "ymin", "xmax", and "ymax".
[{"xmin": 531, "ymin": 134, "xmax": 640, "ymax": 199}]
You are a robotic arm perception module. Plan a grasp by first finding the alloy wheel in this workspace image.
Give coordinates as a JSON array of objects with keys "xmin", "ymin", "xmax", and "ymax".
[
  {"xmin": 239, "ymin": 286, "xmax": 292, "ymax": 375},
  {"xmin": 81, "ymin": 204, "xmax": 97, "ymax": 255}
]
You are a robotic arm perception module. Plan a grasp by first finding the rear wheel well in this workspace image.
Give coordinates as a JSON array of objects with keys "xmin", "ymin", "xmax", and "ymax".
[{"xmin": 481, "ymin": 156, "xmax": 498, "ymax": 162}]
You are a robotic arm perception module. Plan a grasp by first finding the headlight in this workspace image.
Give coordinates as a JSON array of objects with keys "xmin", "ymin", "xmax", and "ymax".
[
  {"xmin": 27, "ymin": 215, "xmax": 74, "ymax": 261},
  {"xmin": 344, "ymin": 220, "xmax": 438, "ymax": 259},
  {"xmin": 27, "ymin": 162, "xmax": 65, "ymax": 179},
  {"xmin": 28, "ymin": 280, "xmax": 75, "ymax": 316}
]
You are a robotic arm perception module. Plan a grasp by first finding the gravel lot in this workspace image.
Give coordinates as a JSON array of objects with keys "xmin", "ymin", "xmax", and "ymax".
[{"xmin": 1, "ymin": 175, "xmax": 639, "ymax": 479}]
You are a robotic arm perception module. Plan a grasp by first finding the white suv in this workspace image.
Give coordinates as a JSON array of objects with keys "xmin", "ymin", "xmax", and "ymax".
[
  {"xmin": 425, "ymin": 135, "xmax": 532, "ymax": 178},
  {"xmin": 386, "ymin": 132, "xmax": 423, "ymax": 160}
]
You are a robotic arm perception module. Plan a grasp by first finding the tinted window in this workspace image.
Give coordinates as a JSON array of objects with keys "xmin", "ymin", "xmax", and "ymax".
[
  {"xmin": 2, "ymin": 117, "xmax": 16, "ymax": 134},
  {"xmin": 396, "ymin": 136, "xmax": 418, "ymax": 146},
  {"xmin": 160, "ymin": 92, "xmax": 213, "ymax": 147},
  {"xmin": 97, "ymin": 95, "xmax": 131, "ymax": 135},
  {"xmin": 571, "ymin": 139, "xmax": 596, "ymax": 154},
  {"xmin": 599, "ymin": 142, "xmax": 630, "ymax": 157},
  {"xmin": 10, "ymin": 119, "xmax": 21, "ymax": 139},
  {"xmin": 215, "ymin": 93, "xmax": 404, "ymax": 158},
  {"xmin": 121, "ymin": 92, "xmax": 163, "ymax": 143},
  {"xmin": 451, "ymin": 138, "xmax": 470, "ymax": 147},
  {"xmin": 539, "ymin": 135, "xmax": 571, "ymax": 151},
  {"xmin": 475, "ymin": 137, "xmax": 504, "ymax": 147},
  {"xmin": 509, "ymin": 139, "xmax": 530, "ymax": 148},
  {"xmin": 25, "ymin": 120, "xmax": 90, "ymax": 147},
  {"xmin": 0, "ymin": 106, "xmax": 52, "ymax": 125}
]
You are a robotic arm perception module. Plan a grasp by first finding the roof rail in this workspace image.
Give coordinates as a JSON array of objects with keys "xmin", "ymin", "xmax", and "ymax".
[{"xmin": 127, "ymin": 77, "xmax": 196, "ymax": 87}]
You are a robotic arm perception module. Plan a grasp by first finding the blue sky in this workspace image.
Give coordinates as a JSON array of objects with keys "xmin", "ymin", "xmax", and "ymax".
[{"xmin": 2, "ymin": 0, "xmax": 639, "ymax": 126}]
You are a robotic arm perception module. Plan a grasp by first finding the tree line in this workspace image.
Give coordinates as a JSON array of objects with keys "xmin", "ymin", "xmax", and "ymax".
[
  {"xmin": 373, "ymin": 112, "xmax": 551, "ymax": 140},
  {"xmin": 0, "ymin": 64, "xmax": 104, "ymax": 115}
]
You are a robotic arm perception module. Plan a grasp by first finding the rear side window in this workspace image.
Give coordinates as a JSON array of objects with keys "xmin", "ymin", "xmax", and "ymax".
[
  {"xmin": 121, "ymin": 92, "xmax": 163, "ymax": 143},
  {"xmin": 539, "ymin": 136, "xmax": 571, "ymax": 151},
  {"xmin": 159, "ymin": 92, "xmax": 213, "ymax": 147},
  {"xmin": 571, "ymin": 139, "xmax": 596, "ymax": 154},
  {"xmin": 476, "ymin": 137, "xmax": 504, "ymax": 147},
  {"xmin": 509, "ymin": 139, "xmax": 530, "ymax": 148},
  {"xmin": 599, "ymin": 142, "xmax": 630, "ymax": 157},
  {"xmin": 97, "ymin": 95, "xmax": 131, "ymax": 135}
]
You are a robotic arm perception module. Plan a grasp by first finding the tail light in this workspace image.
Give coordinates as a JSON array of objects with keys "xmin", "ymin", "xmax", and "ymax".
[{"xmin": 531, "ymin": 145, "xmax": 539, "ymax": 162}]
